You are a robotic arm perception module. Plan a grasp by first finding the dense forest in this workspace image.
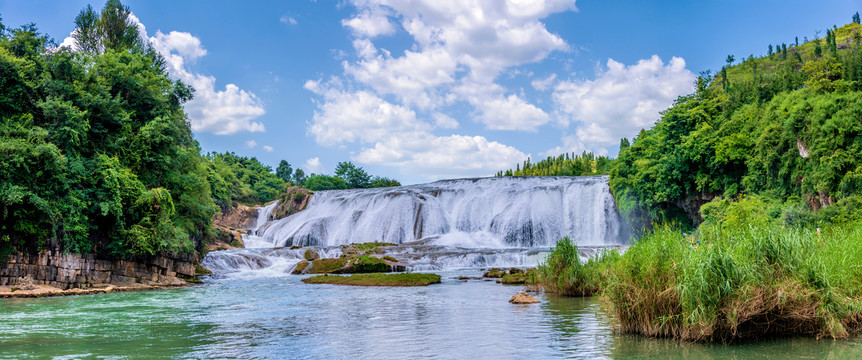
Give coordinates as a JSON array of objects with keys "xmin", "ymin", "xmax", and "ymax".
[
  {"xmin": 612, "ymin": 21, "xmax": 862, "ymax": 227},
  {"xmin": 0, "ymin": 1, "xmax": 399, "ymax": 259}
]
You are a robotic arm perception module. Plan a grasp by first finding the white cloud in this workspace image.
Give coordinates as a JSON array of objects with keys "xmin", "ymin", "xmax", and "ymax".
[
  {"xmin": 305, "ymin": 1, "xmax": 583, "ymax": 180},
  {"xmin": 305, "ymin": 80, "xmax": 428, "ymax": 145},
  {"xmin": 59, "ymin": 15, "xmax": 267, "ymax": 135},
  {"xmin": 342, "ymin": 5, "xmax": 396, "ymax": 37},
  {"xmin": 472, "ymin": 93, "xmax": 550, "ymax": 131},
  {"xmin": 331, "ymin": 0, "xmax": 574, "ymax": 131},
  {"xmin": 280, "ymin": 16, "xmax": 298, "ymax": 25},
  {"xmin": 152, "ymin": 30, "xmax": 206, "ymax": 60},
  {"xmin": 344, "ymin": 42, "xmax": 457, "ymax": 108},
  {"xmin": 245, "ymin": 140, "xmax": 257, "ymax": 148},
  {"xmin": 531, "ymin": 73, "xmax": 557, "ymax": 91},
  {"xmin": 539, "ymin": 133, "xmax": 588, "ymax": 157},
  {"xmin": 150, "ymin": 30, "xmax": 266, "ymax": 135},
  {"xmin": 304, "ymin": 157, "xmax": 323, "ymax": 174},
  {"xmin": 551, "ymin": 55, "xmax": 696, "ymax": 152},
  {"xmin": 263, "ymin": 145, "xmax": 274, "ymax": 152},
  {"xmin": 432, "ymin": 113, "xmax": 458, "ymax": 129},
  {"xmin": 354, "ymin": 132, "xmax": 527, "ymax": 179}
]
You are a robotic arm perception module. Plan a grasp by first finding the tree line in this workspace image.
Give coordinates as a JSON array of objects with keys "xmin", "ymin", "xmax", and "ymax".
[
  {"xmin": 275, "ymin": 160, "xmax": 400, "ymax": 191},
  {"xmin": 496, "ymin": 152, "xmax": 614, "ymax": 177}
]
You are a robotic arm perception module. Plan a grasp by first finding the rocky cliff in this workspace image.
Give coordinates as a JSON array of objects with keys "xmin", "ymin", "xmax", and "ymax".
[{"xmin": 0, "ymin": 250, "xmax": 198, "ymax": 290}]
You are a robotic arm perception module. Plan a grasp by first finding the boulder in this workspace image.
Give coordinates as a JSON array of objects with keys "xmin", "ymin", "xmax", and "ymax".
[{"xmin": 509, "ymin": 292, "xmax": 540, "ymax": 304}]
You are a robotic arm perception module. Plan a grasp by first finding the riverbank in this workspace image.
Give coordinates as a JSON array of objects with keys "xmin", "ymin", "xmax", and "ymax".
[
  {"xmin": 534, "ymin": 219, "xmax": 862, "ymax": 342},
  {"xmin": 0, "ymin": 283, "xmax": 190, "ymax": 298},
  {"xmin": 0, "ymin": 250, "xmax": 200, "ymax": 296}
]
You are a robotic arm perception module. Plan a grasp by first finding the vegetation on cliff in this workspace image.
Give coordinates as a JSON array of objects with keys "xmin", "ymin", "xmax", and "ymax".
[{"xmin": 611, "ymin": 22, "xmax": 862, "ymax": 227}]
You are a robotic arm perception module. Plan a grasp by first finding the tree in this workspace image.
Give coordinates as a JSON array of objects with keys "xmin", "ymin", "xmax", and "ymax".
[
  {"xmin": 795, "ymin": 37, "xmax": 799, "ymax": 47},
  {"xmin": 334, "ymin": 161, "xmax": 371, "ymax": 189},
  {"xmin": 73, "ymin": 5, "xmax": 100, "ymax": 53},
  {"xmin": 293, "ymin": 168, "xmax": 306, "ymax": 186},
  {"xmin": 726, "ymin": 54, "xmax": 735, "ymax": 66},
  {"xmin": 276, "ymin": 160, "xmax": 293, "ymax": 183},
  {"xmin": 854, "ymin": 12, "xmax": 860, "ymax": 24},
  {"xmin": 72, "ymin": 0, "xmax": 142, "ymax": 54},
  {"xmin": 768, "ymin": 44, "xmax": 773, "ymax": 56},
  {"xmin": 620, "ymin": 138, "xmax": 631, "ymax": 150}
]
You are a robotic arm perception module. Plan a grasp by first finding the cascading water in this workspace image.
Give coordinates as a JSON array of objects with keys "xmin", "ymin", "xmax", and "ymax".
[
  {"xmin": 202, "ymin": 176, "xmax": 631, "ymax": 276},
  {"xmin": 241, "ymin": 201, "xmax": 278, "ymax": 249},
  {"xmin": 262, "ymin": 176, "xmax": 628, "ymax": 248}
]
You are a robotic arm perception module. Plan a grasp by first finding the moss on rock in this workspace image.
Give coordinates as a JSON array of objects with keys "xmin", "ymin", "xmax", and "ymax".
[{"xmin": 302, "ymin": 273, "xmax": 441, "ymax": 286}]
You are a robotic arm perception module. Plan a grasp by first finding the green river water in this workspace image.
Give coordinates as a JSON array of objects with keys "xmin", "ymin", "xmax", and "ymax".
[{"xmin": 1, "ymin": 270, "xmax": 860, "ymax": 359}]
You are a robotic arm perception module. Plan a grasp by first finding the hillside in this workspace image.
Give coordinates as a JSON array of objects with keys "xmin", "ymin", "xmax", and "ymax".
[{"xmin": 611, "ymin": 21, "xmax": 862, "ymax": 227}]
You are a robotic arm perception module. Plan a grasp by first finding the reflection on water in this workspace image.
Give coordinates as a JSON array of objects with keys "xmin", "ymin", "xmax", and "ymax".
[{"xmin": 1, "ymin": 270, "xmax": 861, "ymax": 359}]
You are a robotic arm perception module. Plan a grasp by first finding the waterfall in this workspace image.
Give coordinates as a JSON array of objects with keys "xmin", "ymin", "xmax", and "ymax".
[
  {"xmin": 261, "ymin": 176, "xmax": 629, "ymax": 248},
  {"xmin": 202, "ymin": 176, "xmax": 630, "ymax": 277},
  {"xmin": 241, "ymin": 201, "xmax": 279, "ymax": 249}
]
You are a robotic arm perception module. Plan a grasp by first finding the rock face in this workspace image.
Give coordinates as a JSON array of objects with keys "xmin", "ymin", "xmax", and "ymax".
[
  {"xmin": 271, "ymin": 187, "xmax": 313, "ymax": 221},
  {"xmin": 509, "ymin": 292, "xmax": 540, "ymax": 304},
  {"xmin": 0, "ymin": 250, "xmax": 197, "ymax": 289},
  {"xmin": 213, "ymin": 203, "xmax": 258, "ymax": 230},
  {"xmin": 209, "ymin": 203, "xmax": 258, "ymax": 250}
]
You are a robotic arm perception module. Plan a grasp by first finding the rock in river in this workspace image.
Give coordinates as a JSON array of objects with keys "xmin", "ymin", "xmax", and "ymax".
[{"xmin": 509, "ymin": 292, "xmax": 540, "ymax": 304}]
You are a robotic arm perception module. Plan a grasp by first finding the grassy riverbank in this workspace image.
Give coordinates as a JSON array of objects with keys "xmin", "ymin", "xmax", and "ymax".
[
  {"xmin": 536, "ymin": 220, "xmax": 862, "ymax": 342},
  {"xmin": 607, "ymin": 222, "xmax": 862, "ymax": 342}
]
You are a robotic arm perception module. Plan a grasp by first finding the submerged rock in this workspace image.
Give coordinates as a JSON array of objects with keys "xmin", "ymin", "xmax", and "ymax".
[{"xmin": 509, "ymin": 292, "xmax": 540, "ymax": 304}]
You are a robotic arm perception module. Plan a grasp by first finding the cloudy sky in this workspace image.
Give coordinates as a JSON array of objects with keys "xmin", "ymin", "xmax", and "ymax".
[{"xmin": 3, "ymin": 0, "xmax": 859, "ymax": 184}]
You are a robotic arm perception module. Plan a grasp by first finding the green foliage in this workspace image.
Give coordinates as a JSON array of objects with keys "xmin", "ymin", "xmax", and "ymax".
[
  {"xmin": 275, "ymin": 160, "xmax": 293, "ymax": 183},
  {"xmin": 612, "ymin": 22, "xmax": 862, "ymax": 224},
  {"xmin": 496, "ymin": 152, "xmax": 614, "ymax": 177},
  {"xmin": 537, "ymin": 237, "xmax": 620, "ymax": 296},
  {"xmin": 334, "ymin": 161, "xmax": 371, "ymax": 188},
  {"xmin": 304, "ymin": 174, "xmax": 348, "ymax": 191},
  {"xmin": 0, "ymin": 4, "xmax": 217, "ymax": 259},
  {"xmin": 204, "ymin": 152, "xmax": 285, "ymax": 209},
  {"xmin": 72, "ymin": 0, "xmax": 143, "ymax": 54},
  {"xmin": 370, "ymin": 176, "xmax": 401, "ymax": 188}
]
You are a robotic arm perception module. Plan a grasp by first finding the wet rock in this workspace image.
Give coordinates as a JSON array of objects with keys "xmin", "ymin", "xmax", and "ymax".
[
  {"xmin": 292, "ymin": 261, "xmax": 310, "ymax": 275},
  {"xmin": 509, "ymin": 292, "xmax": 540, "ymax": 304},
  {"xmin": 271, "ymin": 187, "xmax": 313, "ymax": 221},
  {"xmin": 304, "ymin": 249, "xmax": 320, "ymax": 261},
  {"xmin": 483, "ymin": 268, "xmax": 507, "ymax": 278}
]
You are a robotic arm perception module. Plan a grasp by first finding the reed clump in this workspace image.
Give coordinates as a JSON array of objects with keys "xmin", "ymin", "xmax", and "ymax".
[
  {"xmin": 535, "ymin": 237, "xmax": 620, "ymax": 296},
  {"xmin": 602, "ymin": 222, "xmax": 862, "ymax": 342}
]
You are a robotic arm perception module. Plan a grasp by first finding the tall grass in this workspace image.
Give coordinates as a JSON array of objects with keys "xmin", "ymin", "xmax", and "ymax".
[
  {"xmin": 602, "ymin": 222, "xmax": 862, "ymax": 342},
  {"xmin": 536, "ymin": 237, "xmax": 620, "ymax": 296}
]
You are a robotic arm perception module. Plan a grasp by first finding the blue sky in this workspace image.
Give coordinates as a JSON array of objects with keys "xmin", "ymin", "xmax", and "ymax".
[{"xmin": 3, "ymin": 0, "xmax": 860, "ymax": 184}]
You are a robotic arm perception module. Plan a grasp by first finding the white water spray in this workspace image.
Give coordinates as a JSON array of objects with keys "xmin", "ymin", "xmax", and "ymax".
[{"xmin": 241, "ymin": 201, "xmax": 279, "ymax": 249}]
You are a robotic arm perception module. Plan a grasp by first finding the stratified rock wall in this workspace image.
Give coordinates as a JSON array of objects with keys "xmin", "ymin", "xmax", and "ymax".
[{"xmin": 0, "ymin": 251, "xmax": 197, "ymax": 289}]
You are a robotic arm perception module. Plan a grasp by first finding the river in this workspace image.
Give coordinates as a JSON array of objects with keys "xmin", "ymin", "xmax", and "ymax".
[{"xmin": 2, "ymin": 270, "xmax": 860, "ymax": 359}]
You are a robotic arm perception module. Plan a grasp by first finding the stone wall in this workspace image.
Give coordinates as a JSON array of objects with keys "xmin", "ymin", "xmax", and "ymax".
[{"xmin": 0, "ymin": 251, "xmax": 198, "ymax": 289}]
